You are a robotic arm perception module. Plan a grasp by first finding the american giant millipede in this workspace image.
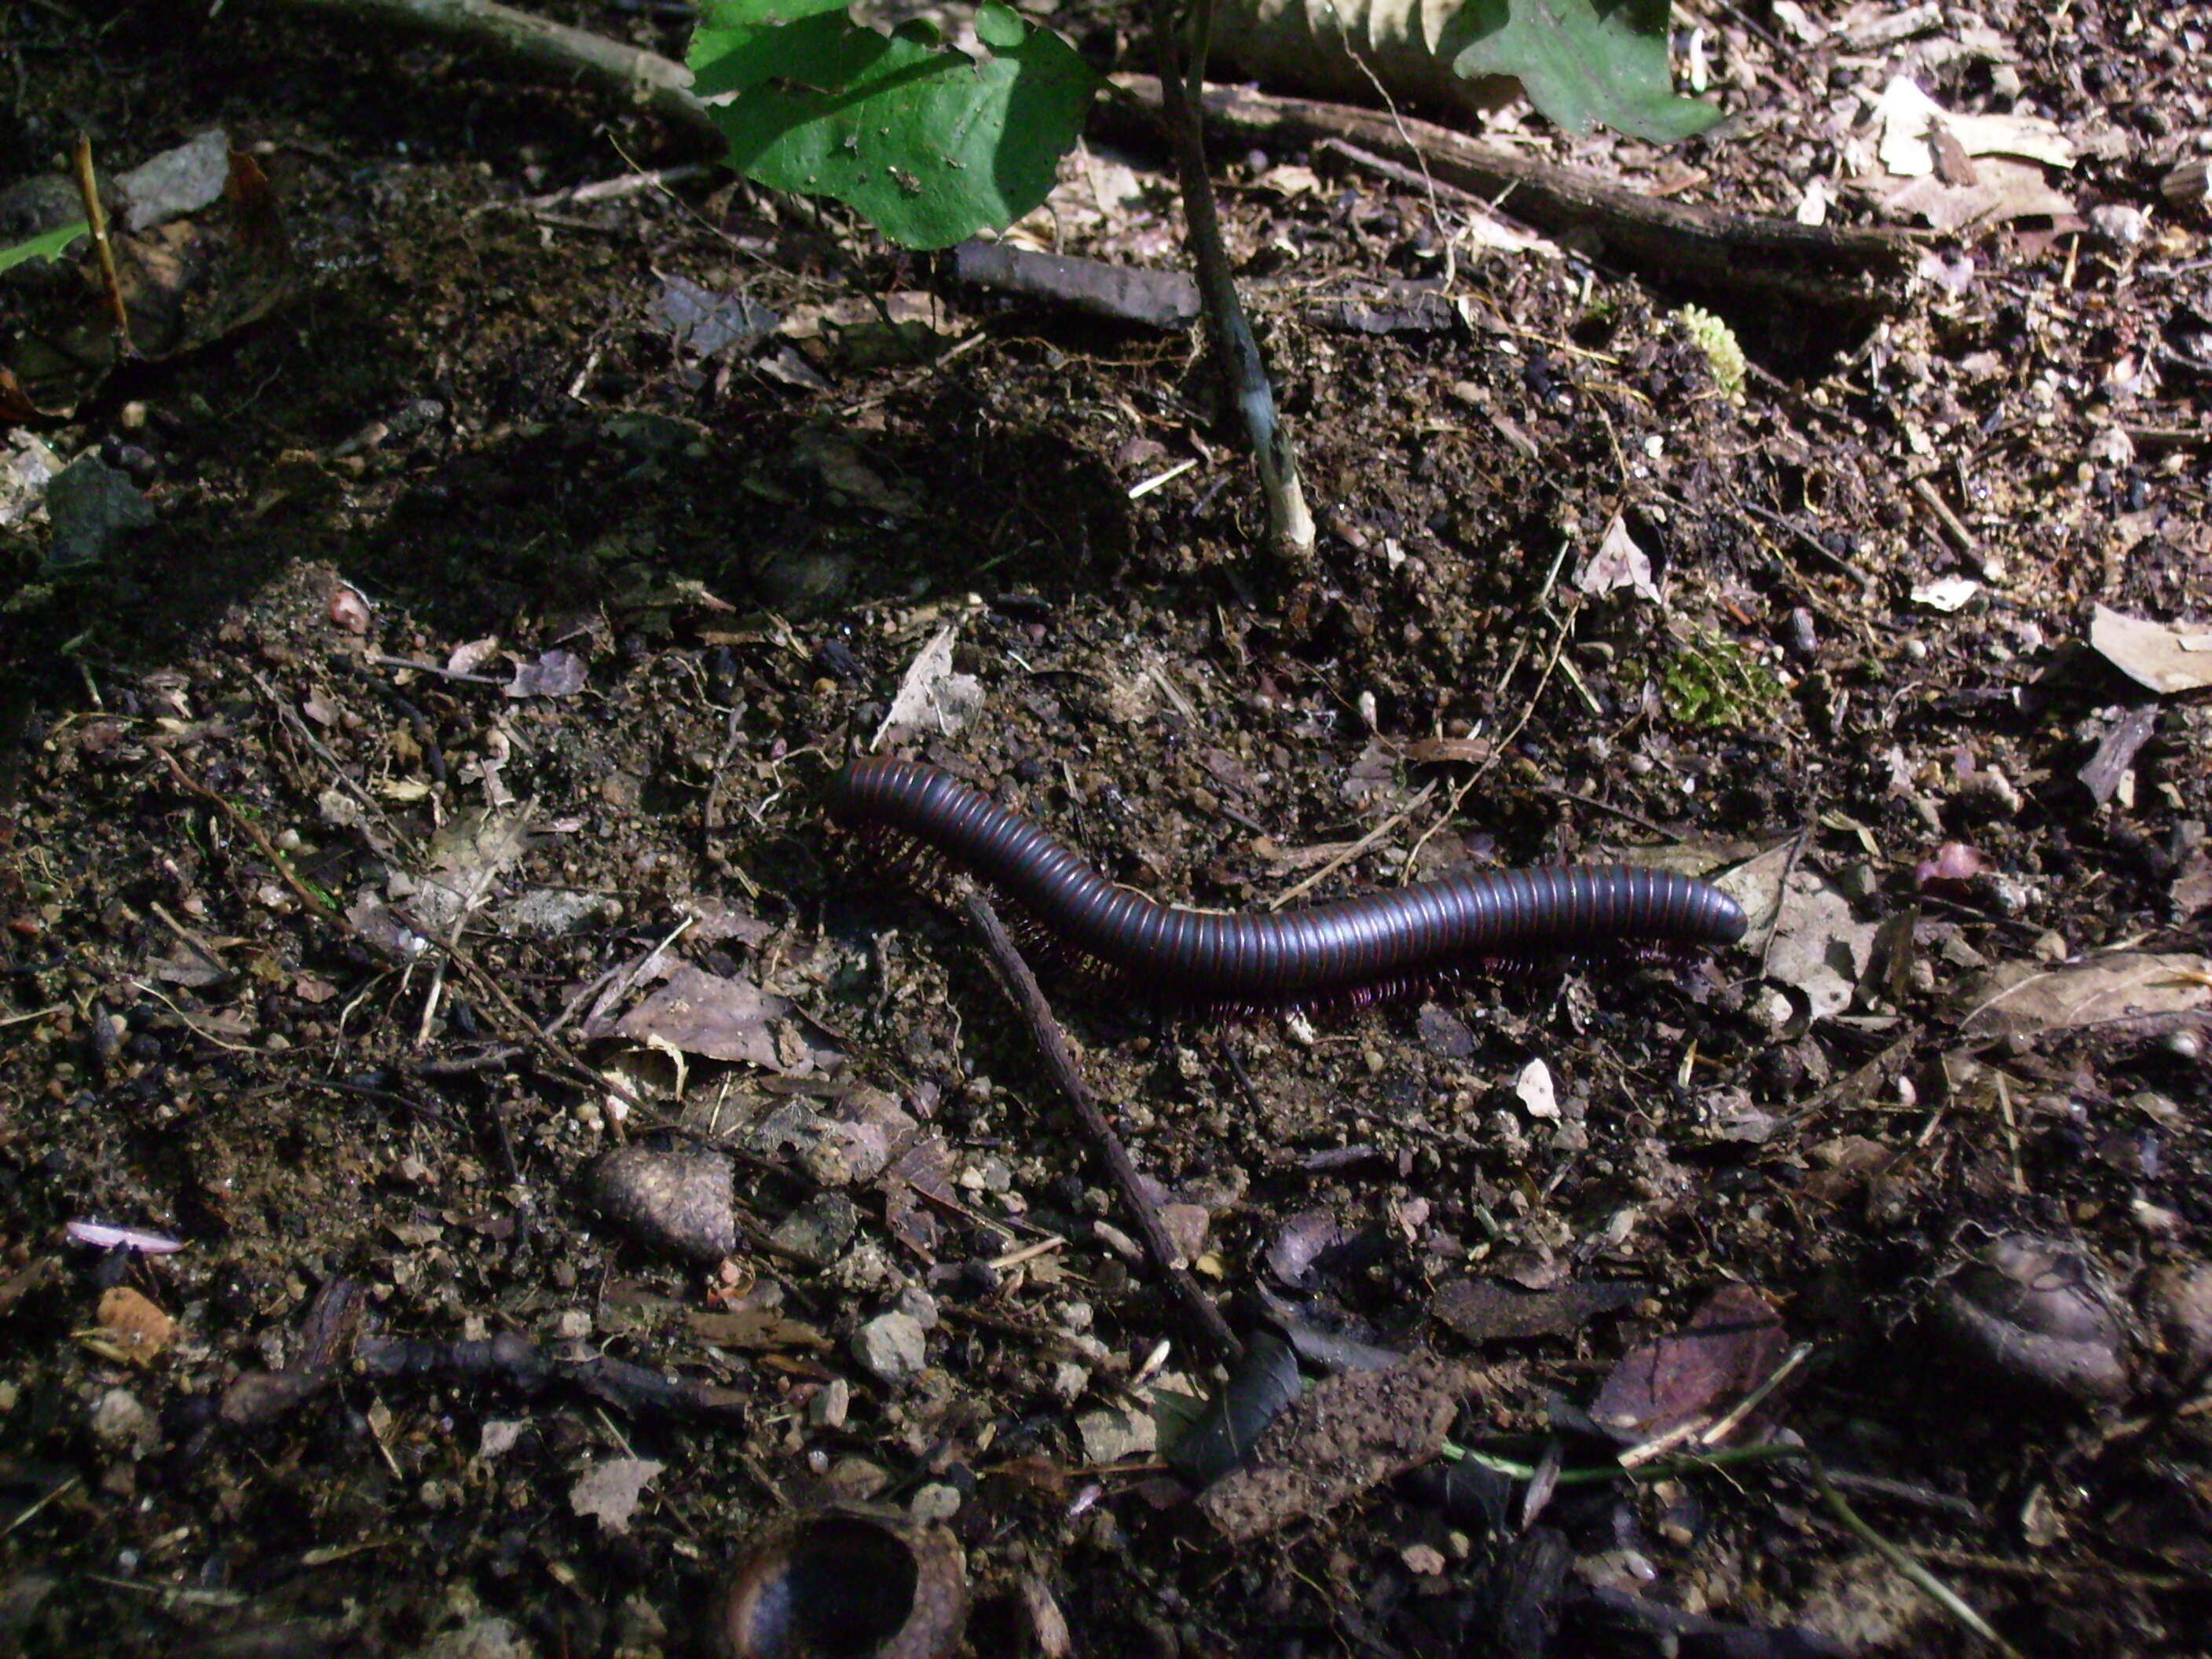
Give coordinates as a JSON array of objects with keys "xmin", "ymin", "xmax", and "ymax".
[{"xmin": 827, "ymin": 757, "xmax": 1747, "ymax": 1004}]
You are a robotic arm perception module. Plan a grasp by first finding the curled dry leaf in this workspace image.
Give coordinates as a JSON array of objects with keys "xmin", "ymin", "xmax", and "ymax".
[
  {"xmin": 82, "ymin": 1285, "xmax": 175, "ymax": 1366},
  {"xmin": 1927, "ymin": 1235, "xmax": 2127, "ymax": 1404},
  {"xmin": 712, "ymin": 1507, "xmax": 967, "ymax": 1659}
]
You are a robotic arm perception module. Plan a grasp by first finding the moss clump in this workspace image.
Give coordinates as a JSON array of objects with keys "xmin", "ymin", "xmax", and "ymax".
[
  {"xmin": 1676, "ymin": 304, "xmax": 1746, "ymax": 399},
  {"xmin": 1661, "ymin": 628, "xmax": 1783, "ymax": 730}
]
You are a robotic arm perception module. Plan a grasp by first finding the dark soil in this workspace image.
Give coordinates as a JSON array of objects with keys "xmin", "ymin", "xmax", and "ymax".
[{"xmin": 3, "ymin": 2, "xmax": 2210, "ymax": 1656}]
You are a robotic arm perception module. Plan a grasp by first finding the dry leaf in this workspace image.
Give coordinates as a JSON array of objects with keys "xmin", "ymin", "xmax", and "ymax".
[
  {"xmin": 614, "ymin": 965, "xmax": 793, "ymax": 1070},
  {"xmin": 874, "ymin": 624, "xmax": 983, "ymax": 745},
  {"xmin": 1591, "ymin": 1284, "xmax": 1787, "ymax": 1441},
  {"xmin": 1575, "ymin": 514, "xmax": 1660, "ymax": 601},
  {"xmin": 689, "ymin": 1306, "xmax": 833, "ymax": 1353},
  {"xmin": 2089, "ymin": 605, "xmax": 2212, "ymax": 694},
  {"xmin": 1960, "ymin": 952, "xmax": 2212, "ymax": 1037}
]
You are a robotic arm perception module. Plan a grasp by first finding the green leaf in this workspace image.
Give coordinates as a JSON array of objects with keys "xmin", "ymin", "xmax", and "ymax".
[
  {"xmin": 0, "ymin": 218, "xmax": 90, "ymax": 276},
  {"xmin": 1441, "ymin": 0, "xmax": 1719, "ymax": 143},
  {"xmin": 689, "ymin": 0, "xmax": 1103, "ymax": 250}
]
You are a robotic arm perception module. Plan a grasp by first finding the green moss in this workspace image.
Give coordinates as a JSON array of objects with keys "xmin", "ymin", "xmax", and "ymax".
[
  {"xmin": 1676, "ymin": 304, "xmax": 1746, "ymax": 399},
  {"xmin": 1661, "ymin": 628, "xmax": 1783, "ymax": 730}
]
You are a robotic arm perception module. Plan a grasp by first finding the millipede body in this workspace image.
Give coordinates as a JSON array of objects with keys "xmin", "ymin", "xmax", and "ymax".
[{"xmin": 827, "ymin": 757, "xmax": 1747, "ymax": 1004}]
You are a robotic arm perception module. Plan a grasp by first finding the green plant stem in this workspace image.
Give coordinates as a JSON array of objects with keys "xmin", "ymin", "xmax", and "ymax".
[{"xmin": 1153, "ymin": 0, "xmax": 1315, "ymax": 564}]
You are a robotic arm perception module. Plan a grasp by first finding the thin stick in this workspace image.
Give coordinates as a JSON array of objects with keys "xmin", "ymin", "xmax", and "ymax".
[
  {"xmin": 959, "ymin": 885, "xmax": 1240, "ymax": 1368},
  {"xmin": 1153, "ymin": 0, "xmax": 1315, "ymax": 562}
]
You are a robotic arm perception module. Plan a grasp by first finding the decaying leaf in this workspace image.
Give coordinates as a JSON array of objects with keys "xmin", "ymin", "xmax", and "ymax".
[
  {"xmin": 1574, "ymin": 513, "xmax": 1660, "ymax": 601},
  {"xmin": 875, "ymin": 623, "xmax": 984, "ymax": 745},
  {"xmin": 5, "ymin": 142, "xmax": 293, "ymax": 413},
  {"xmin": 613, "ymin": 964, "xmax": 799, "ymax": 1070},
  {"xmin": 1721, "ymin": 846, "xmax": 1877, "ymax": 1020},
  {"xmin": 689, "ymin": 1306, "xmax": 833, "ymax": 1353},
  {"xmin": 1959, "ymin": 952, "xmax": 2212, "ymax": 1038},
  {"xmin": 80, "ymin": 1285, "xmax": 176, "ymax": 1366},
  {"xmin": 1590, "ymin": 1284, "xmax": 1787, "ymax": 1441}
]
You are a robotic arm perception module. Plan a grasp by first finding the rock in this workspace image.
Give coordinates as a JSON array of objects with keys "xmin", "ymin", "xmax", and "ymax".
[
  {"xmin": 771, "ymin": 1192, "xmax": 861, "ymax": 1265},
  {"xmin": 853, "ymin": 1311, "xmax": 928, "ymax": 1386},
  {"xmin": 1076, "ymin": 1405, "xmax": 1156, "ymax": 1465},
  {"xmin": 1156, "ymin": 1203, "xmax": 1212, "ymax": 1269},
  {"xmin": 589, "ymin": 1148, "xmax": 735, "ymax": 1262},
  {"xmin": 909, "ymin": 1481, "xmax": 961, "ymax": 1523},
  {"xmin": 89, "ymin": 1387, "xmax": 159, "ymax": 1458}
]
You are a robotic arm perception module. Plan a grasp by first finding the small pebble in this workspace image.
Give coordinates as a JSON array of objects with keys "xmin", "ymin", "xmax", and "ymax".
[{"xmin": 852, "ymin": 1311, "xmax": 928, "ymax": 1387}]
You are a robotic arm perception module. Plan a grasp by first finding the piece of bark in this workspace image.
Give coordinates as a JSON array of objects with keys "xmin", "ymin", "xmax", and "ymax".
[
  {"xmin": 2078, "ymin": 704, "xmax": 2159, "ymax": 804},
  {"xmin": 1196, "ymin": 1353, "xmax": 1473, "ymax": 1542},
  {"xmin": 952, "ymin": 243, "xmax": 1200, "ymax": 328}
]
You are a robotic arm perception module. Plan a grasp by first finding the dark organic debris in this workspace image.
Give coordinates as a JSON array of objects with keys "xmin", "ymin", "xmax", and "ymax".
[
  {"xmin": 950, "ymin": 240, "xmax": 1199, "ymax": 329},
  {"xmin": 357, "ymin": 1331, "xmax": 745, "ymax": 1418},
  {"xmin": 1431, "ymin": 1276, "xmax": 1647, "ymax": 1343},
  {"xmin": 1165, "ymin": 1326, "xmax": 1304, "ymax": 1486},
  {"xmin": 218, "ymin": 1278, "xmax": 365, "ymax": 1430}
]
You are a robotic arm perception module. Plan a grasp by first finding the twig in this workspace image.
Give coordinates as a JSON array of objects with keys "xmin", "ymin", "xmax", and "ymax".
[
  {"xmin": 273, "ymin": 0, "xmax": 716, "ymax": 143},
  {"xmin": 1152, "ymin": 0, "xmax": 1315, "ymax": 563},
  {"xmin": 1269, "ymin": 780, "xmax": 1435, "ymax": 910},
  {"xmin": 368, "ymin": 651, "xmax": 508, "ymax": 687},
  {"xmin": 1109, "ymin": 75, "xmax": 1923, "ymax": 313},
  {"xmin": 156, "ymin": 748, "xmax": 350, "ymax": 930},
  {"xmin": 958, "ymin": 885, "xmax": 1240, "ymax": 1368},
  {"xmin": 71, "ymin": 135, "xmax": 130, "ymax": 348},
  {"xmin": 1911, "ymin": 474, "xmax": 1979, "ymax": 558},
  {"xmin": 389, "ymin": 904, "xmax": 652, "ymax": 1126},
  {"xmin": 1803, "ymin": 1453, "xmax": 2029, "ymax": 1659}
]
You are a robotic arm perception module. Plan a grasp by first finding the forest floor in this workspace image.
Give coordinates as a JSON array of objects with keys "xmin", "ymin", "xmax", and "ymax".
[{"xmin": 2, "ymin": 1, "xmax": 2210, "ymax": 1655}]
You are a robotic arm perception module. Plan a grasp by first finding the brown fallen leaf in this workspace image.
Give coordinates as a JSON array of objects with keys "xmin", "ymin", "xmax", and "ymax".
[
  {"xmin": 689, "ymin": 1306, "xmax": 832, "ymax": 1353},
  {"xmin": 1590, "ymin": 1284, "xmax": 1788, "ymax": 1442},
  {"xmin": 1960, "ymin": 952, "xmax": 2212, "ymax": 1038}
]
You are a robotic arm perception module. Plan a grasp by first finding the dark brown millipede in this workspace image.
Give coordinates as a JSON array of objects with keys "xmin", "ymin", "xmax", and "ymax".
[{"xmin": 828, "ymin": 757, "xmax": 1747, "ymax": 1005}]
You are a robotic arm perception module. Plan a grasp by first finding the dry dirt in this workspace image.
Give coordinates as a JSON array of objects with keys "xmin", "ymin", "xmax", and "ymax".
[{"xmin": 2, "ymin": 2, "xmax": 2211, "ymax": 1656}]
